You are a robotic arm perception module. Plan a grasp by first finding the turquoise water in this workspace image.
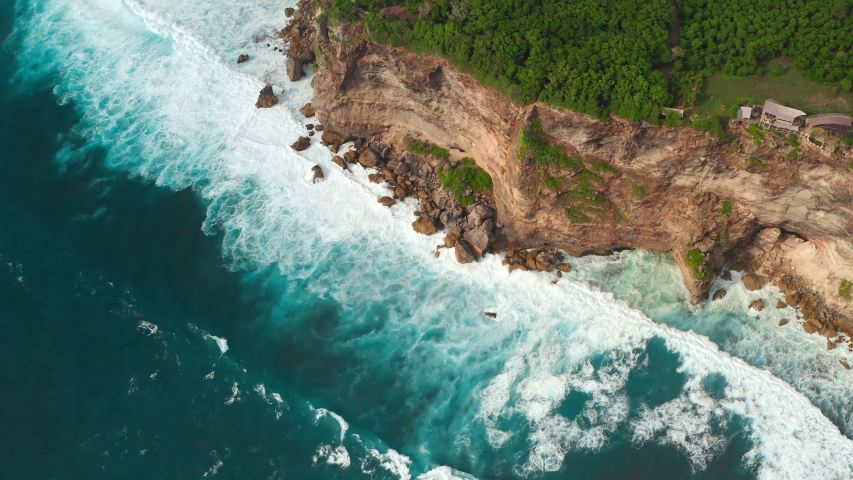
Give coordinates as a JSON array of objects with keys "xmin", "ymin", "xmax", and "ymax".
[{"xmin": 2, "ymin": 1, "xmax": 853, "ymax": 478}]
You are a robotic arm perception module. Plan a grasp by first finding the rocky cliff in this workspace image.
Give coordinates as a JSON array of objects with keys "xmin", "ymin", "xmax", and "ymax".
[{"xmin": 283, "ymin": 1, "xmax": 853, "ymax": 344}]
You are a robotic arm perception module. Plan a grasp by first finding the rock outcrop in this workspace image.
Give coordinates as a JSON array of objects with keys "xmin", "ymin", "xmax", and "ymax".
[
  {"xmin": 291, "ymin": 136, "xmax": 311, "ymax": 151},
  {"xmin": 283, "ymin": 0, "xmax": 853, "ymax": 339},
  {"xmin": 255, "ymin": 85, "xmax": 278, "ymax": 108},
  {"xmin": 311, "ymin": 165, "xmax": 324, "ymax": 183}
]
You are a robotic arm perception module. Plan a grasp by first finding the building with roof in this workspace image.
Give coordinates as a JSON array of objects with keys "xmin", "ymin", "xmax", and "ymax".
[
  {"xmin": 761, "ymin": 99, "xmax": 806, "ymax": 132},
  {"xmin": 737, "ymin": 106, "xmax": 753, "ymax": 122},
  {"xmin": 804, "ymin": 113, "xmax": 852, "ymax": 136}
]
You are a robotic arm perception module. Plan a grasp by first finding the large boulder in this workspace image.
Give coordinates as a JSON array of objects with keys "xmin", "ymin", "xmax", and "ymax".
[
  {"xmin": 454, "ymin": 240, "xmax": 476, "ymax": 264},
  {"xmin": 311, "ymin": 165, "xmax": 324, "ymax": 183},
  {"xmin": 556, "ymin": 263, "xmax": 572, "ymax": 273},
  {"xmin": 285, "ymin": 7, "xmax": 295, "ymax": 17},
  {"xmin": 378, "ymin": 197, "xmax": 396, "ymax": 207},
  {"xmin": 299, "ymin": 103, "xmax": 315, "ymax": 117},
  {"xmin": 748, "ymin": 299, "xmax": 765, "ymax": 311},
  {"xmin": 742, "ymin": 274, "xmax": 762, "ymax": 291},
  {"xmin": 778, "ymin": 318, "xmax": 789, "ymax": 326},
  {"xmin": 712, "ymin": 289, "xmax": 727, "ymax": 301},
  {"xmin": 444, "ymin": 227, "xmax": 462, "ymax": 248},
  {"xmin": 290, "ymin": 136, "xmax": 311, "ymax": 151},
  {"xmin": 286, "ymin": 57, "xmax": 303, "ymax": 81},
  {"xmin": 463, "ymin": 224, "xmax": 493, "ymax": 257},
  {"xmin": 331, "ymin": 156, "xmax": 347, "ymax": 170},
  {"xmin": 412, "ymin": 216, "xmax": 439, "ymax": 235},
  {"xmin": 255, "ymin": 85, "xmax": 278, "ymax": 108},
  {"xmin": 321, "ymin": 130, "xmax": 347, "ymax": 146},
  {"xmin": 359, "ymin": 149, "xmax": 382, "ymax": 168}
]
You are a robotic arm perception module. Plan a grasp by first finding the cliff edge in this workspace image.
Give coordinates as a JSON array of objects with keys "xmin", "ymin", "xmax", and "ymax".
[{"xmin": 283, "ymin": 1, "xmax": 853, "ymax": 345}]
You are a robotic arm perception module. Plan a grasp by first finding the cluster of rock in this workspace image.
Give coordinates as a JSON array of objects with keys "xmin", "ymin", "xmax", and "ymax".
[
  {"xmin": 279, "ymin": 2, "xmax": 318, "ymax": 82},
  {"xmin": 502, "ymin": 248, "xmax": 572, "ymax": 276}
]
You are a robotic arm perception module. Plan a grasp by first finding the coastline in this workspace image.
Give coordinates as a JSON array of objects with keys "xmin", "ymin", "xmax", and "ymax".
[{"xmin": 278, "ymin": 0, "xmax": 853, "ymax": 355}]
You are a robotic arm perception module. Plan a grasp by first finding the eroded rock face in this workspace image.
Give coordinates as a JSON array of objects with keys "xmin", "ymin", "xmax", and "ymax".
[
  {"xmin": 255, "ymin": 85, "xmax": 278, "ymax": 108},
  {"xmin": 290, "ymin": 1, "xmax": 853, "ymax": 336},
  {"xmin": 286, "ymin": 58, "xmax": 303, "ymax": 81}
]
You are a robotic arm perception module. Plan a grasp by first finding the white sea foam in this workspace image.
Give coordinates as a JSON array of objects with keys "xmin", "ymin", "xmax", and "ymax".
[
  {"xmin": 418, "ymin": 466, "xmax": 479, "ymax": 480},
  {"xmin": 13, "ymin": 0, "xmax": 853, "ymax": 478},
  {"xmin": 313, "ymin": 407, "xmax": 349, "ymax": 443}
]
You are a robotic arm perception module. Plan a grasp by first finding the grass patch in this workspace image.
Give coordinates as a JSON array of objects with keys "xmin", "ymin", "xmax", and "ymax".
[
  {"xmin": 753, "ymin": 140, "xmax": 762, "ymax": 146},
  {"xmin": 541, "ymin": 176, "xmax": 564, "ymax": 190},
  {"xmin": 840, "ymin": 279, "xmax": 853, "ymax": 300},
  {"xmin": 745, "ymin": 157, "xmax": 766, "ymax": 168},
  {"xmin": 520, "ymin": 119, "xmax": 584, "ymax": 170},
  {"xmin": 632, "ymin": 185, "xmax": 648, "ymax": 198},
  {"xmin": 437, "ymin": 165, "xmax": 493, "ymax": 205},
  {"xmin": 788, "ymin": 135, "xmax": 800, "ymax": 148},
  {"xmin": 591, "ymin": 161, "xmax": 616, "ymax": 173},
  {"xmin": 685, "ymin": 249, "xmax": 710, "ymax": 281},
  {"xmin": 407, "ymin": 140, "xmax": 450, "ymax": 159},
  {"xmin": 721, "ymin": 200, "xmax": 732, "ymax": 217},
  {"xmin": 458, "ymin": 157, "xmax": 476, "ymax": 166},
  {"xmin": 746, "ymin": 123, "xmax": 765, "ymax": 140},
  {"xmin": 787, "ymin": 148, "xmax": 800, "ymax": 159}
]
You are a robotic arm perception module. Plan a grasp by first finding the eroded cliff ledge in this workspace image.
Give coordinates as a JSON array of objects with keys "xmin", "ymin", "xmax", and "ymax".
[{"xmin": 284, "ymin": 1, "xmax": 853, "ymax": 342}]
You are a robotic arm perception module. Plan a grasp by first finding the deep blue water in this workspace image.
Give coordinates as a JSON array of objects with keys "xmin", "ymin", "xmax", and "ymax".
[{"xmin": 2, "ymin": 1, "xmax": 853, "ymax": 479}]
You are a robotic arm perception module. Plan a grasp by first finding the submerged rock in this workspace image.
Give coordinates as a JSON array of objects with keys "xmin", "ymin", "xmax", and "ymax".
[
  {"xmin": 255, "ymin": 85, "xmax": 278, "ymax": 108},
  {"xmin": 484, "ymin": 311, "xmax": 497, "ymax": 319},
  {"xmin": 311, "ymin": 165, "xmax": 324, "ymax": 183},
  {"xmin": 748, "ymin": 299, "xmax": 765, "ymax": 311},
  {"xmin": 237, "ymin": 54, "xmax": 249, "ymax": 64},
  {"xmin": 778, "ymin": 318, "xmax": 789, "ymax": 326},
  {"xmin": 290, "ymin": 136, "xmax": 311, "ymax": 151},
  {"xmin": 299, "ymin": 103, "xmax": 315, "ymax": 117},
  {"xmin": 556, "ymin": 263, "xmax": 572, "ymax": 273},
  {"xmin": 712, "ymin": 289, "xmax": 727, "ymax": 301},
  {"xmin": 378, "ymin": 196, "xmax": 395, "ymax": 207}
]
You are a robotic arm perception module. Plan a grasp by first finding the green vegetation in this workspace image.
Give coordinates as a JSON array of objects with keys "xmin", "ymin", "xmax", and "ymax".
[
  {"xmin": 519, "ymin": 119, "xmax": 614, "ymax": 224},
  {"xmin": 788, "ymin": 135, "xmax": 800, "ymax": 147},
  {"xmin": 721, "ymin": 200, "xmax": 732, "ymax": 217},
  {"xmin": 591, "ymin": 161, "xmax": 616, "ymax": 173},
  {"xmin": 407, "ymin": 139, "xmax": 450, "ymax": 159},
  {"xmin": 325, "ymin": 0, "xmax": 853, "ymax": 123},
  {"xmin": 839, "ymin": 279, "xmax": 853, "ymax": 300},
  {"xmin": 753, "ymin": 140, "xmax": 762, "ymax": 146},
  {"xmin": 787, "ymin": 148, "xmax": 801, "ymax": 158},
  {"xmin": 685, "ymin": 249, "xmax": 710, "ymax": 280},
  {"xmin": 809, "ymin": 136, "xmax": 823, "ymax": 147},
  {"xmin": 458, "ymin": 157, "xmax": 477, "ymax": 165},
  {"xmin": 437, "ymin": 164, "xmax": 493, "ymax": 205},
  {"xmin": 632, "ymin": 185, "xmax": 648, "ymax": 198},
  {"xmin": 746, "ymin": 123, "xmax": 764, "ymax": 140},
  {"xmin": 745, "ymin": 157, "xmax": 766, "ymax": 168}
]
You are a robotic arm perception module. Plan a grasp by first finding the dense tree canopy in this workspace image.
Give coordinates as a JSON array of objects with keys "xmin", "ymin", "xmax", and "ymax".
[{"xmin": 325, "ymin": 0, "xmax": 853, "ymax": 121}]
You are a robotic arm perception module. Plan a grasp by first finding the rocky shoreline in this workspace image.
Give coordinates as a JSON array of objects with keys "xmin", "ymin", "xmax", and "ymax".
[{"xmin": 270, "ymin": 0, "xmax": 853, "ymax": 359}]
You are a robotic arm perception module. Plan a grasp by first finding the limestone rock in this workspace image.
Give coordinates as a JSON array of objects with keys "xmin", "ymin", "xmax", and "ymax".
[
  {"xmin": 412, "ymin": 215, "xmax": 439, "ymax": 235},
  {"xmin": 306, "ymin": 124, "xmax": 314, "ymax": 130},
  {"xmin": 237, "ymin": 54, "xmax": 249, "ymax": 64},
  {"xmin": 299, "ymin": 103, "xmax": 315, "ymax": 117},
  {"xmin": 378, "ymin": 196, "xmax": 395, "ymax": 207},
  {"xmin": 343, "ymin": 151, "xmax": 358, "ymax": 164},
  {"xmin": 311, "ymin": 165, "xmax": 324, "ymax": 183},
  {"xmin": 255, "ymin": 85, "xmax": 278, "ymax": 108},
  {"xmin": 748, "ymin": 299, "xmax": 765, "ymax": 311},
  {"xmin": 455, "ymin": 240, "xmax": 476, "ymax": 264},
  {"xmin": 742, "ymin": 274, "xmax": 762, "ymax": 291},
  {"xmin": 394, "ymin": 186, "xmax": 408, "ymax": 200},
  {"xmin": 359, "ymin": 149, "xmax": 382, "ymax": 168},
  {"xmin": 321, "ymin": 130, "xmax": 347, "ymax": 146},
  {"xmin": 712, "ymin": 289, "xmax": 727, "ymax": 301},
  {"xmin": 331, "ymin": 156, "xmax": 347, "ymax": 170},
  {"xmin": 778, "ymin": 318, "xmax": 789, "ymax": 326},
  {"xmin": 508, "ymin": 264, "xmax": 528, "ymax": 273},
  {"xmin": 286, "ymin": 57, "xmax": 303, "ymax": 81},
  {"xmin": 290, "ymin": 136, "xmax": 311, "ymax": 151},
  {"xmin": 444, "ymin": 227, "xmax": 462, "ymax": 248}
]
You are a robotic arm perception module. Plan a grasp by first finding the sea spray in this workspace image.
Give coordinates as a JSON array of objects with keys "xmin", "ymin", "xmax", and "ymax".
[{"xmin": 8, "ymin": 0, "xmax": 853, "ymax": 478}]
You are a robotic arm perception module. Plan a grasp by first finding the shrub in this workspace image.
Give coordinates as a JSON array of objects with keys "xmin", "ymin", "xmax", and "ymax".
[
  {"xmin": 788, "ymin": 135, "xmax": 800, "ymax": 147},
  {"xmin": 745, "ymin": 157, "xmax": 766, "ymax": 168},
  {"xmin": 437, "ymin": 165, "xmax": 493, "ymax": 204},
  {"xmin": 721, "ymin": 200, "xmax": 732, "ymax": 217},
  {"xmin": 632, "ymin": 185, "xmax": 648, "ymax": 197},
  {"xmin": 591, "ymin": 161, "xmax": 616, "ymax": 173},
  {"xmin": 839, "ymin": 279, "xmax": 853, "ymax": 300},
  {"xmin": 685, "ymin": 249, "xmax": 709, "ymax": 280},
  {"xmin": 407, "ymin": 140, "xmax": 450, "ymax": 159}
]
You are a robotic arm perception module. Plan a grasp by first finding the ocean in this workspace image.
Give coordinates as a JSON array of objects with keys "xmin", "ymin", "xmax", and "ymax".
[{"xmin": 2, "ymin": 1, "xmax": 852, "ymax": 479}]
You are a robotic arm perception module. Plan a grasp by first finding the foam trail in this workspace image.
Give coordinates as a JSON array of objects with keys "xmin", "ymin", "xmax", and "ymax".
[{"xmin": 11, "ymin": 0, "xmax": 853, "ymax": 478}]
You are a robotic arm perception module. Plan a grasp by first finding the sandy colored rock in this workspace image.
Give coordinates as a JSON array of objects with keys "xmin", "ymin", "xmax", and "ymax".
[
  {"xmin": 290, "ymin": 136, "xmax": 311, "ymax": 151},
  {"xmin": 321, "ymin": 130, "xmax": 347, "ymax": 146},
  {"xmin": 315, "ymin": 125, "xmax": 325, "ymax": 131},
  {"xmin": 368, "ymin": 173, "xmax": 382, "ymax": 183},
  {"xmin": 742, "ymin": 274, "xmax": 762, "ymax": 291},
  {"xmin": 255, "ymin": 85, "xmax": 278, "ymax": 108},
  {"xmin": 412, "ymin": 215, "xmax": 438, "ymax": 235},
  {"xmin": 556, "ymin": 263, "xmax": 572, "ymax": 273},
  {"xmin": 748, "ymin": 299, "xmax": 765, "ymax": 311},
  {"xmin": 331, "ymin": 156, "xmax": 347, "ymax": 170},
  {"xmin": 444, "ymin": 227, "xmax": 462, "ymax": 248},
  {"xmin": 299, "ymin": 103, "xmax": 315, "ymax": 117},
  {"xmin": 455, "ymin": 239, "xmax": 476, "ymax": 264},
  {"xmin": 311, "ymin": 165, "xmax": 324, "ymax": 183},
  {"xmin": 721, "ymin": 271, "xmax": 733, "ymax": 281},
  {"xmin": 778, "ymin": 318, "xmax": 789, "ymax": 326},
  {"xmin": 359, "ymin": 149, "xmax": 382, "ymax": 168},
  {"xmin": 804, "ymin": 322, "xmax": 818, "ymax": 334},
  {"xmin": 712, "ymin": 289, "xmax": 727, "ymax": 301},
  {"xmin": 828, "ymin": 340, "xmax": 837, "ymax": 350},
  {"xmin": 841, "ymin": 359, "xmax": 851, "ymax": 370},
  {"xmin": 508, "ymin": 264, "xmax": 528, "ymax": 273},
  {"xmin": 776, "ymin": 300, "xmax": 787, "ymax": 309},
  {"xmin": 378, "ymin": 196, "xmax": 395, "ymax": 207}
]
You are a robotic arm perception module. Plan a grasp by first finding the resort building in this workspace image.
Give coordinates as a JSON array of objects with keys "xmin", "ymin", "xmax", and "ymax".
[
  {"xmin": 759, "ymin": 99, "xmax": 806, "ymax": 133},
  {"xmin": 803, "ymin": 114, "xmax": 853, "ymax": 136}
]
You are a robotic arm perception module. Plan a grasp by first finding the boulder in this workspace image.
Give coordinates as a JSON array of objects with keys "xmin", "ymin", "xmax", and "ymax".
[
  {"xmin": 286, "ymin": 57, "xmax": 303, "ymax": 81},
  {"xmin": 748, "ymin": 299, "xmax": 765, "ymax": 311},
  {"xmin": 776, "ymin": 300, "xmax": 787, "ymax": 309},
  {"xmin": 484, "ymin": 312, "xmax": 498, "ymax": 319},
  {"xmin": 444, "ymin": 227, "xmax": 462, "ymax": 248},
  {"xmin": 464, "ymin": 225, "xmax": 493, "ymax": 256},
  {"xmin": 828, "ymin": 340, "xmax": 837, "ymax": 350},
  {"xmin": 721, "ymin": 270, "xmax": 733, "ymax": 281},
  {"xmin": 841, "ymin": 359, "xmax": 851, "ymax": 370},
  {"xmin": 329, "ymin": 143, "xmax": 340, "ymax": 154},
  {"xmin": 359, "ymin": 149, "xmax": 382, "ymax": 168},
  {"xmin": 778, "ymin": 318, "xmax": 789, "ymax": 326},
  {"xmin": 315, "ymin": 125, "xmax": 325, "ymax": 132},
  {"xmin": 378, "ymin": 197, "xmax": 395, "ymax": 207},
  {"xmin": 331, "ymin": 156, "xmax": 347, "ymax": 170},
  {"xmin": 803, "ymin": 322, "xmax": 818, "ymax": 334},
  {"xmin": 742, "ymin": 274, "xmax": 762, "ymax": 291},
  {"xmin": 321, "ymin": 130, "xmax": 347, "ymax": 146},
  {"xmin": 255, "ymin": 85, "xmax": 278, "ymax": 108},
  {"xmin": 285, "ymin": 7, "xmax": 295, "ymax": 17},
  {"xmin": 311, "ymin": 165, "xmax": 324, "ymax": 183},
  {"xmin": 237, "ymin": 54, "xmax": 249, "ymax": 64},
  {"xmin": 308, "ymin": 131, "xmax": 315, "ymax": 137},
  {"xmin": 455, "ymin": 240, "xmax": 476, "ymax": 264},
  {"xmin": 394, "ymin": 186, "xmax": 408, "ymax": 200},
  {"xmin": 299, "ymin": 103, "xmax": 315, "ymax": 117},
  {"xmin": 290, "ymin": 136, "xmax": 311, "ymax": 151},
  {"xmin": 393, "ymin": 162, "xmax": 409, "ymax": 175},
  {"xmin": 556, "ymin": 263, "xmax": 572, "ymax": 273},
  {"xmin": 368, "ymin": 173, "xmax": 382, "ymax": 184},
  {"xmin": 712, "ymin": 289, "xmax": 727, "ymax": 301},
  {"xmin": 306, "ymin": 124, "xmax": 314, "ymax": 130},
  {"xmin": 412, "ymin": 216, "xmax": 439, "ymax": 235},
  {"xmin": 343, "ymin": 151, "xmax": 358, "ymax": 163}
]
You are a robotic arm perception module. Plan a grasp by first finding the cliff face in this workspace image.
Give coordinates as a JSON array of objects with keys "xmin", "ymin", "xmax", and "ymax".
[{"xmin": 290, "ymin": 2, "xmax": 853, "ymax": 337}]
